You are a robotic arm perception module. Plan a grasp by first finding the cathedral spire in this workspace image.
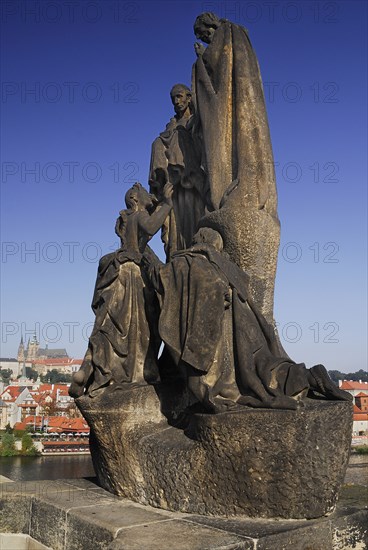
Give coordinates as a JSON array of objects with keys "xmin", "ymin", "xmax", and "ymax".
[
  {"xmin": 27, "ymin": 333, "xmax": 39, "ymax": 361},
  {"xmin": 17, "ymin": 335, "xmax": 25, "ymax": 363}
]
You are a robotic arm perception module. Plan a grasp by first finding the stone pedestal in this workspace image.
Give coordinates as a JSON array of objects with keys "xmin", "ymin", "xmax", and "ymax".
[{"xmin": 77, "ymin": 384, "xmax": 352, "ymax": 519}]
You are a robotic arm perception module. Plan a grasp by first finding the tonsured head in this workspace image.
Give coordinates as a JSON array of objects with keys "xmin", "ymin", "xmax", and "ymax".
[{"xmin": 193, "ymin": 227, "xmax": 224, "ymax": 251}]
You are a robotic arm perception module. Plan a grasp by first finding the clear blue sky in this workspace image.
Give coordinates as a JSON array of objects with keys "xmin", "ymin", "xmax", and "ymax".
[{"xmin": 1, "ymin": 0, "xmax": 367, "ymax": 373}]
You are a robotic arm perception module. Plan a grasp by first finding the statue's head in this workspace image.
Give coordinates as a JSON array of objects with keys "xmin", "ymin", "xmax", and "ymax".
[
  {"xmin": 194, "ymin": 12, "xmax": 221, "ymax": 44},
  {"xmin": 170, "ymin": 84, "xmax": 192, "ymax": 116},
  {"xmin": 125, "ymin": 182, "xmax": 154, "ymax": 211},
  {"xmin": 193, "ymin": 227, "xmax": 223, "ymax": 252}
]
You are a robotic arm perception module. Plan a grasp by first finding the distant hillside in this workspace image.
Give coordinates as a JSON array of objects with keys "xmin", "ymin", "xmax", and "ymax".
[{"xmin": 328, "ymin": 369, "xmax": 368, "ymax": 385}]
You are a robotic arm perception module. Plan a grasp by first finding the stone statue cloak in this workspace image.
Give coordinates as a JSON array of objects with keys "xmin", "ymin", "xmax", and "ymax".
[
  {"xmin": 149, "ymin": 117, "xmax": 206, "ymax": 259},
  {"xmin": 158, "ymin": 251, "xmax": 228, "ymax": 372},
  {"xmin": 83, "ymin": 249, "xmax": 160, "ymax": 396},
  {"xmin": 193, "ymin": 20, "xmax": 277, "ymax": 214},
  {"xmin": 156, "ymin": 245, "xmax": 308, "ymax": 407}
]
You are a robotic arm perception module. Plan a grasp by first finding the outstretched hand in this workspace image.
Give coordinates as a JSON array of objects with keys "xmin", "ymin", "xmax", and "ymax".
[
  {"xmin": 194, "ymin": 42, "xmax": 206, "ymax": 57},
  {"xmin": 163, "ymin": 182, "xmax": 174, "ymax": 204}
]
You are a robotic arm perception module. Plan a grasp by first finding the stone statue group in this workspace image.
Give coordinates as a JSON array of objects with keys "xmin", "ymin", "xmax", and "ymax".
[{"xmin": 69, "ymin": 13, "xmax": 350, "ymax": 413}]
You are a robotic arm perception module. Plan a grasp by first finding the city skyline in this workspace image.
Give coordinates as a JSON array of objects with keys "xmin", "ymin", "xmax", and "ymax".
[{"xmin": 1, "ymin": 0, "xmax": 367, "ymax": 372}]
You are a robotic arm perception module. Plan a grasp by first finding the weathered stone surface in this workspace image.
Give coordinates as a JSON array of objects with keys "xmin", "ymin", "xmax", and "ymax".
[
  {"xmin": 0, "ymin": 495, "xmax": 31, "ymax": 534},
  {"xmin": 193, "ymin": 13, "xmax": 280, "ymax": 323},
  {"xmin": 255, "ymin": 524, "xmax": 333, "ymax": 550},
  {"xmin": 78, "ymin": 385, "xmax": 352, "ymax": 519},
  {"xmin": 29, "ymin": 483, "xmax": 117, "ymax": 550},
  {"xmin": 0, "ymin": 475, "xmax": 13, "ymax": 483},
  {"xmin": 0, "ymin": 479, "xmax": 366, "ymax": 550},
  {"xmin": 199, "ymin": 205, "xmax": 280, "ymax": 324},
  {"xmin": 149, "ymin": 83, "xmax": 206, "ymax": 261},
  {"xmin": 108, "ymin": 519, "xmax": 252, "ymax": 550},
  {"xmin": 67, "ymin": 502, "xmax": 170, "ymax": 550},
  {"xmin": 29, "ymin": 497, "xmax": 65, "ymax": 550},
  {"xmin": 0, "ymin": 534, "xmax": 51, "ymax": 550},
  {"xmin": 331, "ymin": 510, "xmax": 368, "ymax": 550},
  {"xmin": 69, "ymin": 182, "xmax": 172, "ymax": 399},
  {"xmin": 67, "ymin": 10, "xmax": 354, "ymax": 531},
  {"xmin": 193, "ymin": 509, "xmax": 368, "ymax": 550},
  {"xmin": 0, "ymin": 479, "xmax": 85, "ymax": 499}
]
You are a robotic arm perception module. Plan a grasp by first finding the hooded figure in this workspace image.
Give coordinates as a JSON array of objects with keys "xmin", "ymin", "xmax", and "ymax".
[
  {"xmin": 193, "ymin": 12, "xmax": 277, "ymax": 212},
  {"xmin": 192, "ymin": 12, "xmax": 281, "ymax": 324}
]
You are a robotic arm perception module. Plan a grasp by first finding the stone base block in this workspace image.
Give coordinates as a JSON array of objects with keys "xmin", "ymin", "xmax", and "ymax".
[
  {"xmin": 0, "ymin": 479, "xmax": 366, "ymax": 550},
  {"xmin": 0, "ymin": 534, "xmax": 51, "ymax": 550},
  {"xmin": 77, "ymin": 384, "xmax": 352, "ymax": 519}
]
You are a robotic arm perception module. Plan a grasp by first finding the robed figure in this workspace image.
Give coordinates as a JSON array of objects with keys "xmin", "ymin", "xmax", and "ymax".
[
  {"xmin": 193, "ymin": 13, "xmax": 280, "ymax": 324},
  {"xmin": 149, "ymin": 84, "xmax": 207, "ymax": 261},
  {"xmin": 193, "ymin": 12, "xmax": 277, "ymax": 212},
  {"xmin": 150, "ymin": 228, "xmax": 352, "ymax": 413},
  {"xmin": 69, "ymin": 182, "xmax": 173, "ymax": 398}
]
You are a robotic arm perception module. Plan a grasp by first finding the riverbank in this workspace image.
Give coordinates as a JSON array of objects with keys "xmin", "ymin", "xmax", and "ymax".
[{"xmin": 0, "ymin": 432, "xmax": 91, "ymax": 457}]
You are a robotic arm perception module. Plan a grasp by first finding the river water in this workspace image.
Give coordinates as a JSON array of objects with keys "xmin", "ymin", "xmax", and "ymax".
[
  {"xmin": 344, "ymin": 454, "xmax": 368, "ymax": 486},
  {"xmin": 0, "ymin": 455, "xmax": 95, "ymax": 481},
  {"xmin": 0, "ymin": 454, "xmax": 367, "ymax": 485}
]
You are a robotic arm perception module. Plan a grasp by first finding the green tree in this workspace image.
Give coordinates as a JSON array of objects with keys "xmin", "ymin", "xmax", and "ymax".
[
  {"xmin": 41, "ymin": 369, "xmax": 72, "ymax": 384},
  {"xmin": 0, "ymin": 368, "xmax": 12, "ymax": 385},
  {"xmin": 21, "ymin": 432, "xmax": 39, "ymax": 456},
  {"xmin": 4, "ymin": 423, "xmax": 13, "ymax": 434},
  {"xmin": 328, "ymin": 370, "xmax": 345, "ymax": 385},
  {"xmin": 25, "ymin": 367, "xmax": 38, "ymax": 381},
  {"xmin": 0, "ymin": 433, "xmax": 17, "ymax": 456},
  {"xmin": 349, "ymin": 370, "xmax": 368, "ymax": 382},
  {"xmin": 328, "ymin": 369, "xmax": 368, "ymax": 385}
]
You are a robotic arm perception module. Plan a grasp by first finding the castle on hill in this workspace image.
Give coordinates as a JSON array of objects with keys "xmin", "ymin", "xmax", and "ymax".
[{"xmin": 17, "ymin": 334, "xmax": 69, "ymax": 362}]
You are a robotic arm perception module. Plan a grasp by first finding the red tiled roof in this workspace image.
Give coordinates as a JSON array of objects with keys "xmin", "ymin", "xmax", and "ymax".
[
  {"xmin": 353, "ymin": 413, "xmax": 368, "ymax": 421},
  {"xmin": 14, "ymin": 421, "xmax": 27, "ymax": 431},
  {"xmin": 25, "ymin": 416, "xmax": 41, "ymax": 423},
  {"xmin": 14, "ymin": 415, "xmax": 89, "ymax": 433},
  {"xmin": 353, "ymin": 404, "xmax": 362, "ymax": 413},
  {"xmin": 0, "ymin": 386, "xmax": 23, "ymax": 400},
  {"xmin": 340, "ymin": 381, "xmax": 368, "ymax": 390},
  {"xmin": 30, "ymin": 394, "xmax": 45, "ymax": 404},
  {"xmin": 43, "ymin": 441, "xmax": 89, "ymax": 447},
  {"xmin": 15, "ymin": 415, "xmax": 48, "ymax": 429},
  {"xmin": 31, "ymin": 383, "xmax": 70, "ymax": 398},
  {"xmin": 32, "ymin": 359, "xmax": 83, "ymax": 366},
  {"xmin": 57, "ymin": 418, "xmax": 89, "ymax": 432},
  {"xmin": 355, "ymin": 392, "xmax": 368, "ymax": 398},
  {"xmin": 49, "ymin": 417, "xmax": 65, "ymax": 427},
  {"xmin": 37, "ymin": 384, "xmax": 69, "ymax": 392},
  {"xmin": 37, "ymin": 384, "xmax": 51, "ymax": 392}
]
